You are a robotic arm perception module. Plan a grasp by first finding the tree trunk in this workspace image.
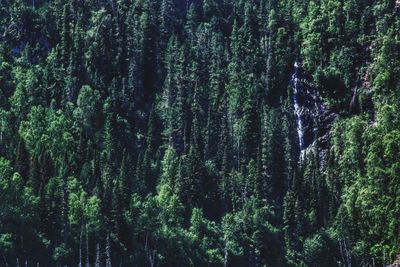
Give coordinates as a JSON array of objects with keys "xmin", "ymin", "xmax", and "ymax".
[
  {"xmin": 145, "ymin": 234, "xmax": 156, "ymax": 267},
  {"xmin": 106, "ymin": 235, "xmax": 112, "ymax": 267},
  {"xmin": 265, "ymin": 31, "xmax": 273, "ymax": 97},
  {"xmin": 95, "ymin": 243, "xmax": 100, "ymax": 267},
  {"xmin": 86, "ymin": 225, "xmax": 90, "ymax": 267},
  {"xmin": 79, "ymin": 226, "xmax": 83, "ymax": 267},
  {"xmin": 223, "ymin": 239, "xmax": 228, "ymax": 267},
  {"xmin": 2, "ymin": 254, "xmax": 8, "ymax": 266}
]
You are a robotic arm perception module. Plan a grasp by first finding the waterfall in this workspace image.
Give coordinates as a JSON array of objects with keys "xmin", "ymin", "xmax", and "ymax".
[
  {"xmin": 290, "ymin": 61, "xmax": 337, "ymax": 164},
  {"xmin": 291, "ymin": 61, "xmax": 305, "ymax": 161}
]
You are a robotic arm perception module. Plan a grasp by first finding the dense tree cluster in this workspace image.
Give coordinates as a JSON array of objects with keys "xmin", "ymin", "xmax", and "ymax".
[{"xmin": 0, "ymin": 0, "xmax": 399, "ymax": 266}]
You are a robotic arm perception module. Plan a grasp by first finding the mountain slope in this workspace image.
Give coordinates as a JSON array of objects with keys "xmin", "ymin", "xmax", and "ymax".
[{"xmin": 0, "ymin": 0, "xmax": 399, "ymax": 266}]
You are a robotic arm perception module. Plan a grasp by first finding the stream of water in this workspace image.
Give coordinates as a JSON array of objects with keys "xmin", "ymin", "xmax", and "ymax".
[{"xmin": 291, "ymin": 61, "xmax": 305, "ymax": 161}]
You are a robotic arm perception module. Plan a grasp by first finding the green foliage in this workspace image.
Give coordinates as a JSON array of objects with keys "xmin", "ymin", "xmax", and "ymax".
[{"xmin": 0, "ymin": 0, "xmax": 399, "ymax": 266}]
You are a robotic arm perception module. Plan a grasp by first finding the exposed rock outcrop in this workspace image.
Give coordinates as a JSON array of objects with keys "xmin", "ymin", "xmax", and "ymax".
[
  {"xmin": 389, "ymin": 255, "xmax": 400, "ymax": 267},
  {"xmin": 291, "ymin": 62, "xmax": 337, "ymax": 164}
]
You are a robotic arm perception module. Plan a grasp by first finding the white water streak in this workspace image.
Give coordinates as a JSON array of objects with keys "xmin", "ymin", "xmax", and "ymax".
[{"xmin": 291, "ymin": 62, "xmax": 305, "ymax": 161}]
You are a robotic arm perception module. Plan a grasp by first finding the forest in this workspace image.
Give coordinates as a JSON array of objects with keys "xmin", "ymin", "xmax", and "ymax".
[{"xmin": 0, "ymin": 0, "xmax": 399, "ymax": 266}]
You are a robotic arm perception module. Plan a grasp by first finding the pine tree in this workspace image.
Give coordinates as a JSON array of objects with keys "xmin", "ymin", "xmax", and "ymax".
[{"xmin": 61, "ymin": 4, "xmax": 72, "ymax": 66}]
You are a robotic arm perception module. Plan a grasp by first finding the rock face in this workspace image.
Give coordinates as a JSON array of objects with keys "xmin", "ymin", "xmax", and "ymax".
[
  {"xmin": 291, "ymin": 62, "xmax": 337, "ymax": 162},
  {"xmin": 389, "ymin": 255, "xmax": 400, "ymax": 267}
]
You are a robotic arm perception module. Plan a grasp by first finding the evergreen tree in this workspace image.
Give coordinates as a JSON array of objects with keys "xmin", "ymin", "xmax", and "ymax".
[{"xmin": 0, "ymin": 0, "xmax": 399, "ymax": 265}]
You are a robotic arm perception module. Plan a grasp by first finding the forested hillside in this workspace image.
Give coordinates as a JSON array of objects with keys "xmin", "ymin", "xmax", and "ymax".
[{"xmin": 0, "ymin": 0, "xmax": 399, "ymax": 266}]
